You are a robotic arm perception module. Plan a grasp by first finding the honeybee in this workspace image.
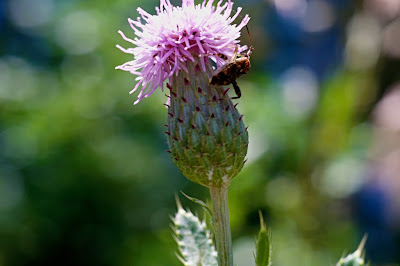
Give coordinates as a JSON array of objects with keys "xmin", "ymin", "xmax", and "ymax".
[{"xmin": 209, "ymin": 26, "xmax": 253, "ymax": 99}]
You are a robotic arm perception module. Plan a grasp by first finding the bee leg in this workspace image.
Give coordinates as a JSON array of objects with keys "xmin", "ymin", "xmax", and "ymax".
[
  {"xmin": 231, "ymin": 80, "xmax": 241, "ymax": 99},
  {"xmin": 229, "ymin": 45, "xmax": 239, "ymax": 62}
]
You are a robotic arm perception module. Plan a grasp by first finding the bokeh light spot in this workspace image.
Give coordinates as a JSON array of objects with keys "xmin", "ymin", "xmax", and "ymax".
[
  {"xmin": 2, "ymin": 124, "xmax": 38, "ymax": 163},
  {"xmin": 0, "ymin": 57, "xmax": 38, "ymax": 101},
  {"xmin": 318, "ymin": 156, "xmax": 366, "ymax": 198},
  {"xmin": 273, "ymin": 0, "xmax": 307, "ymax": 20},
  {"xmin": 9, "ymin": 0, "xmax": 54, "ymax": 29},
  {"xmin": 365, "ymin": 0, "xmax": 400, "ymax": 21},
  {"xmin": 281, "ymin": 66, "xmax": 319, "ymax": 120},
  {"xmin": 265, "ymin": 176, "xmax": 301, "ymax": 210},
  {"xmin": 0, "ymin": 170, "xmax": 24, "ymax": 211},
  {"xmin": 301, "ymin": 0, "xmax": 336, "ymax": 33},
  {"xmin": 374, "ymin": 84, "xmax": 400, "ymax": 131},
  {"xmin": 55, "ymin": 11, "xmax": 101, "ymax": 55},
  {"xmin": 345, "ymin": 13, "xmax": 381, "ymax": 70},
  {"xmin": 246, "ymin": 126, "xmax": 269, "ymax": 164},
  {"xmin": 382, "ymin": 18, "xmax": 400, "ymax": 59}
]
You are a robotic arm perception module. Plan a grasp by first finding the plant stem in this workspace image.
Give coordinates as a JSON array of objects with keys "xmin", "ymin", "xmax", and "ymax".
[{"xmin": 209, "ymin": 185, "xmax": 233, "ymax": 266}]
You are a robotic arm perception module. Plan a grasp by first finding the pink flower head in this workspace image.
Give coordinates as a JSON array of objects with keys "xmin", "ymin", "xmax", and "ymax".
[{"xmin": 116, "ymin": 0, "xmax": 250, "ymax": 105}]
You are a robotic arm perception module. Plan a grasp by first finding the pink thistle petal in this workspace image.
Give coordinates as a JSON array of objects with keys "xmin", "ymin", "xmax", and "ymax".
[
  {"xmin": 228, "ymin": 7, "xmax": 242, "ymax": 23},
  {"xmin": 137, "ymin": 8, "xmax": 152, "ymax": 22},
  {"xmin": 116, "ymin": 0, "xmax": 250, "ymax": 105},
  {"xmin": 117, "ymin": 30, "xmax": 137, "ymax": 45}
]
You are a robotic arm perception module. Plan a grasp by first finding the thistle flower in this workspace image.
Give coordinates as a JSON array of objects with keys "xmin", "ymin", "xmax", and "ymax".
[
  {"xmin": 116, "ymin": 0, "xmax": 250, "ymax": 105},
  {"xmin": 116, "ymin": 0, "xmax": 250, "ymax": 189},
  {"xmin": 117, "ymin": 2, "xmax": 251, "ymax": 264}
]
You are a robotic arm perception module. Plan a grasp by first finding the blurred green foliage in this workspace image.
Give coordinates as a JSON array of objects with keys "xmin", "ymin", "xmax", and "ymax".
[{"xmin": 1, "ymin": 0, "xmax": 399, "ymax": 265}]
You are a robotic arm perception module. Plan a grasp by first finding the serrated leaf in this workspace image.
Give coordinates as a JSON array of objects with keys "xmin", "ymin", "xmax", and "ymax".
[
  {"xmin": 255, "ymin": 211, "xmax": 272, "ymax": 266},
  {"xmin": 173, "ymin": 198, "xmax": 218, "ymax": 266},
  {"xmin": 336, "ymin": 235, "xmax": 367, "ymax": 266}
]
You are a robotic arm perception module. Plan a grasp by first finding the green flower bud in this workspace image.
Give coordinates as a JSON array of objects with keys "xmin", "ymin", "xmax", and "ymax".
[{"xmin": 166, "ymin": 60, "xmax": 248, "ymax": 188}]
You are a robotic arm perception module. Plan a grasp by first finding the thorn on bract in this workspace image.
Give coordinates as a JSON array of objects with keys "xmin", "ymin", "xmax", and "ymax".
[
  {"xmin": 211, "ymin": 113, "xmax": 215, "ymax": 118},
  {"xmin": 196, "ymin": 107, "xmax": 201, "ymax": 112},
  {"xmin": 165, "ymin": 131, "xmax": 171, "ymax": 135},
  {"xmin": 198, "ymin": 87, "xmax": 203, "ymax": 93},
  {"xmin": 165, "ymin": 150, "xmax": 172, "ymax": 153},
  {"xmin": 238, "ymin": 114, "xmax": 244, "ymax": 121},
  {"xmin": 181, "ymin": 97, "xmax": 188, "ymax": 102},
  {"xmin": 234, "ymin": 103, "xmax": 239, "ymax": 108},
  {"xmin": 195, "ymin": 64, "xmax": 201, "ymax": 72},
  {"xmin": 225, "ymin": 105, "xmax": 230, "ymax": 111},
  {"xmin": 164, "ymin": 103, "xmax": 170, "ymax": 108},
  {"xmin": 168, "ymin": 112, "xmax": 174, "ymax": 117},
  {"xmin": 166, "ymin": 83, "xmax": 173, "ymax": 90},
  {"xmin": 165, "ymin": 94, "xmax": 170, "ymax": 98},
  {"xmin": 184, "ymin": 78, "xmax": 190, "ymax": 85},
  {"xmin": 223, "ymin": 88, "xmax": 230, "ymax": 96},
  {"xmin": 225, "ymin": 121, "xmax": 229, "ymax": 127},
  {"xmin": 171, "ymin": 91, "xmax": 177, "ymax": 97},
  {"xmin": 173, "ymin": 137, "xmax": 179, "ymax": 141},
  {"xmin": 177, "ymin": 118, "xmax": 183, "ymax": 123}
]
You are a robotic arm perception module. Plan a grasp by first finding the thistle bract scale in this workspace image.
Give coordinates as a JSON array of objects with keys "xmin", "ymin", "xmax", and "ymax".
[{"xmin": 166, "ymin": 60, "xmax": 248, "ymax": 187}]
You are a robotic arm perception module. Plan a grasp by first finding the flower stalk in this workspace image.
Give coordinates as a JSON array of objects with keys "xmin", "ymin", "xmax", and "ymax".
[
  {"xmin": 166, "ymin": 58, "xmax": 247, "ymax": 265},
  {"xmin": 209, "ymin": 185, "xmax": 233, "ymax": 266}
]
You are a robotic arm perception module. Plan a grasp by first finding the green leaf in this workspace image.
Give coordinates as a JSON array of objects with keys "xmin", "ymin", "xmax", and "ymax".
[
  {"xmin": 180, "ymin": 191, "xmax": 213, "ymax": 219},
  {"xmin": 255, "ymin": 211, "xmax": 272, "ymax": 266},
  {"xmin": 173, "ymin": 197, "xmax": 218, "ymax": 266}
]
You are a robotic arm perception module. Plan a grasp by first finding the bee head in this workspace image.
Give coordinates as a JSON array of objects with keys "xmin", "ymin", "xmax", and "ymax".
[{"xmin": 237, "ymin": 57, "xmax": 250, "ymax": 74}]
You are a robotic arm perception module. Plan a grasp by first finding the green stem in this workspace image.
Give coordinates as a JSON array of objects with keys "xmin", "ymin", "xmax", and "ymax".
[{"xmin": 209, "ymin": 185, "xmax": 233, "ymax": 266}]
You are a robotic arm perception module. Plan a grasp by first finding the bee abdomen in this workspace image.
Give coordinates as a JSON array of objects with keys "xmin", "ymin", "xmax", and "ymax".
[{"xmin": 210, "ymin": 73, "xmax": 232, "ymax": 85}]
